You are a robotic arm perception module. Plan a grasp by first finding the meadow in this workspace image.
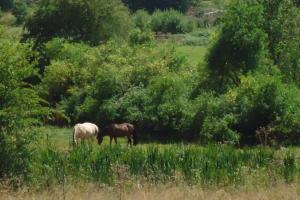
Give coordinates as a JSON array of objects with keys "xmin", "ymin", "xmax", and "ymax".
[
  {"xmin": 2, "ymin": 126, "xmax": 296, "ymax": 199},
  {"xmin": 27, "ymin": 127, "xmax": 300, "ymax": 187}
]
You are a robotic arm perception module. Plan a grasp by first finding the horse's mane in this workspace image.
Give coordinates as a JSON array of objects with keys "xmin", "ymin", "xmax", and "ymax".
[{"xmin": 100, "ymin": 124, "xmax": 113, "ymax": 137}]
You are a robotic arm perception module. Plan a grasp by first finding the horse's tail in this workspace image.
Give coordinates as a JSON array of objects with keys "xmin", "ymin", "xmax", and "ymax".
[
  {"xmin": 95, "ymin": 125, "xmax": 99, "ymax": 137},
  {"xmin": 72, "ymin": 126, "xmax": 76, "ymax": 146},
  {"xmin": 132, "ymin": 126, "xmax": 138, "ymax": 145}
]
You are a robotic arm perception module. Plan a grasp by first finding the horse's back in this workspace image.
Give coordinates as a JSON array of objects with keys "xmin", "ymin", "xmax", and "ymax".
[
  {"xmin": 117, "ymin": 123, "xmax": 135, "ymax": 136},
  {"xmin": 82, "ymin": 122, "xmax": 98, "ymax": 134},
  {"xmin": 74, "ymin": 122, "xmax": 98, "ymax": 138},
  {"xmin": 125, "ymin": 123, "xmax": 134, "ymax": 132}
]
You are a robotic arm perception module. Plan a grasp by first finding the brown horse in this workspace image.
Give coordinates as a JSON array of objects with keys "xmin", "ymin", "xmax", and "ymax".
[{"xmin": 97, "ymin": 123, "xmax": 137, "ymax": 145}]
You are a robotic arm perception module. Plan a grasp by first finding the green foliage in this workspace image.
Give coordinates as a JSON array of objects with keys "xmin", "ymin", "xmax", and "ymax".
[
  {"xmin": 206, "ymin": 1, "xmax": 267, "ymax": 91},
  {"xmin": 192, "ymin": 73, "xmax": 300, "ymax": 145},
  {"xmin": 130, "ymin": 10, "xmax": 154, "ymax": 45},
  {"xmin": 24, "ymin": 0, "xmax": 133, "ymax": 45},
  {"xmin": 150, "ymin": 9, "xmax": 196, "ymax": 34},
  {"xmin": 266, "ymin": 0, "xmax": 300, "ymax": 86},
  {"xmin": 100, "ymin": 87, "xmax": 149, "ymax": 124},
  {"xmin": 134, "ymin": 9, "xmax": 151, "ymax": 31},
  {"xmin": 0, "ymin": 130, "xmax": 36, "ymax": 184},
  {"xmin": 202, "ymin": 114, "xmax": 239, "ymax": 144},
  {"xmin": 41, "ymin": 61, "xmax": 75, "ymax": 104},
  {"xmin": 129, "ymin": 28, "xmax": 154, "ymax": 46},
  {"xmin": 0, "ymin": 39, "xmax": 48, "ymax": 181},
  {"xmin": 145, "ymin": 74, "xmax": 191, "ymax": 133},
  {"xmin": 196, "ymin": 0, "xmax": 300, "ymax": 144},
  {"xmin": 205, "ymin": 0, "xmax": 300, "ymax": 91},
  {"xmin": 40, "ymin": 39, "xmax": 193, "ymax": 136},
  {"xmin": 0, "ymin": 0, "xmax": 13, "ymax": 11},
  {"xmin": 0, "ymin": 39, "xmax": 46, "ymax": 129},
  {"xmin": 44, "ymin": 38, "xmax": 91, "ymax": 67},
  {"xmin": 122, "ymin": 0, "xmax": 194, "ymax": 13},
  {"xmin": 12, "ymin": 0, "xmax": 29, "ymax": 24}
]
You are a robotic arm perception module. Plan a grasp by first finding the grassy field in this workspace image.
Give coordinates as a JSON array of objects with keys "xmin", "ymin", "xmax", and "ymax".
[
  {"xmin": 34, "ymin": 126, "xmax": 138, "ymax": 150},
  {"xmin": 1, "ymin": 125, "xmax": 300, "ymax": 199},
  {"xmin": 176, "ymin": 45, "xmax": 208, "ymax": 66},
  {"xmin": 27, "ymin": 127, "xmax": 300, "ymax": 189}
]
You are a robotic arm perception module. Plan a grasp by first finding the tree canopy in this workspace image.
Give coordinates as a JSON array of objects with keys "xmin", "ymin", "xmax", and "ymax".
[{"xmin": 24, "ymin": 0, "xmax": 133, "ymax": 45}]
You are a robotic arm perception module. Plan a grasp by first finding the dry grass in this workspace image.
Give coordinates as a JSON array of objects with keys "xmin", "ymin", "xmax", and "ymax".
[{"xmin": 1, "ymin": 182, "xmax": 300, "ymax": 200}]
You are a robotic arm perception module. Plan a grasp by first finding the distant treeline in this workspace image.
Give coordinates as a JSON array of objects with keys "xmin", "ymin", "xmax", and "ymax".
[{"xmin": 121, "ymin": 0, "xmax": 195, "ymax": 13}]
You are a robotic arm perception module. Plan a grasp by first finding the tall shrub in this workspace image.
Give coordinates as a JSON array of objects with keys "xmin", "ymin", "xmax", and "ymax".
[{"xmin": 0, "ymin": 39, "xmax": 48, "ymax": 181}]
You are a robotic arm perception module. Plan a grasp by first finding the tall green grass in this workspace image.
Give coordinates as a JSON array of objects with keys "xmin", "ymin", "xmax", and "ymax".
[{"xmin": 30, "ymin": 143, "xmax": 300, "ymax": 188}]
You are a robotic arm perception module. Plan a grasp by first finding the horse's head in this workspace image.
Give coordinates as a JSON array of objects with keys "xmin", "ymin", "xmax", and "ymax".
[{"xmin": 96, "ymin": 130, "xmax": 103, "ymax": 145}]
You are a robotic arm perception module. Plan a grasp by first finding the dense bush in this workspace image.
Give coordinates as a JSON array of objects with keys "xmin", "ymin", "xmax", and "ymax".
[
  {"xmin": 134, "ymin": 10, "xmax": 151, "ymax": 31},
  {"xmin": 12, "ymin": 0, "xmax": 29, "ymax": 24},
  {"xmin": 132, "ymin": 9, "xmax": 197, "ymax": 36},
  {"xmin": 129, "ymin": 28, "xmax": 154, "ymax": 46},
  {"xmin": 192, "ymin": 73, "xmax": 300, "ymax": 145},
  {"xmin": 0, "ymin": 39, "xmax": 48, "ymax": 181},
  {"xmin": 150, "ymin": 9, "xmax": 196, "ymax": 34},
  {"xmin": 144, "ymin": 74, "xmax": 192, "ymax": 135},
  {"xmin": 40, "ymin": 39, "xmax": 193, "ymax": 136},
  {"xmin": 41, "ymin": 61, "xmax": 75, "ymax": 105},
  {"xmin": 24, "ymin": 0, "xmax": 133, "ymax": 45}
]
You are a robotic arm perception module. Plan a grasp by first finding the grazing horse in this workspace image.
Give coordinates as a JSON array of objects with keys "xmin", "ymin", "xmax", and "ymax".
[
  {"xmin": 97, "ymin": 123, "xmax": 137, "ymax": 145},
  {"xmin": 73, "ymin": 122, "xmax": 99, "ymax": 145}
]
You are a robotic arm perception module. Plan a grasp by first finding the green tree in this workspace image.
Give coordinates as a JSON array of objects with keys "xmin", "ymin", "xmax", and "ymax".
[
  {"xmin": 262, "ymin": 0, "xmax": 300, "ymax": 85},
  {"xmin": 24, "ymin": 0, "xmax": 133, "ymax": 45},
  {"xmin": 205, "ymin": 0, "xmax": 300, "ymax": 91},
  {"xmin": 205, "ymin": 1, "xmax": 267, "ymax": 91}
]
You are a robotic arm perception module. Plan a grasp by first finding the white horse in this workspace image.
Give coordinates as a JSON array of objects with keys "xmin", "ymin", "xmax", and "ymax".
[{"xmin": 73, "ymin": 122, "xmax": 99, "ymax": 145}]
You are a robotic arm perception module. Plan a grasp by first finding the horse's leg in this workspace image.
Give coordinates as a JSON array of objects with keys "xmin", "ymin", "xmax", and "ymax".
[
  {"xmin": 114, "ymin": 137, "xmax": 117, "ymax": 144},
  {"xmin": 127, "ymin": 136, "xmax": 132, "ymax": 146},
  {"xmin": 87, "ymin": 137, "xmax": 92, "ymax": 146}
]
